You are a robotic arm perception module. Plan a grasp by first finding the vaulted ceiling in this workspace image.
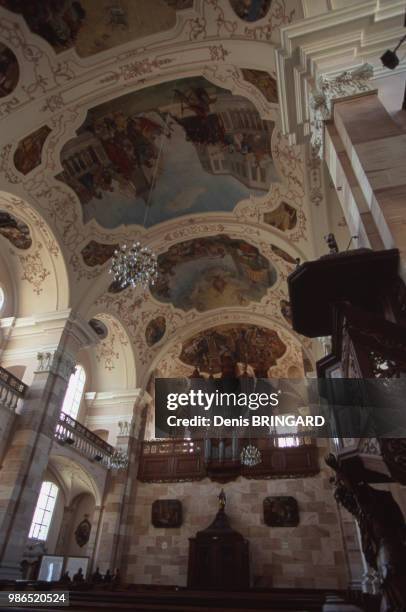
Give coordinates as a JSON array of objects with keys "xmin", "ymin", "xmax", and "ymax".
[{"xmin": 0, "ymin": 0, "xmax": 349, "ymax": 387}]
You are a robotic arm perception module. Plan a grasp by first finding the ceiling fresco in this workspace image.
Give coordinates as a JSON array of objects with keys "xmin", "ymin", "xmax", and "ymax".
[
  {"xmin": 150, "ymin": 234, "xmax": 277, "ymax": 312},
  {"xmin": 81, "ymin": 240, "xmax": 118, "ymax": 267},
  {"xmin": 280, "ymin": 299, "xmax": 292, "ymax": 325},
  {"xmin": 56, "ymin": 76, "xmax": 278, "ymax": 230},
  {"xmin": 145, "ymin": 316, "xmax": 166, "ymax": 347},
  {"xmin": 0, "ymin": 0, "xmax": 193, "ymax": 57},
  {"xmin": 14, "ymin": 126, "xmax": 51, "ymax": 175},
  {"xmin": 0, "ymin": 211, "xmax": 32, "ymax": 249},
  {"xmin": 270, "ymin": 244, "xmax": 296, "ymax": 264},
  {"xmin": 263, "ymin": 201, "xmax": 297, "ymax": 231},
  {"xmin": 241, "ymin": 69, "xmax": 278, "ymax": 103},
  {"xmin": 179, "ymin": 323, "xmax": 286, "ymax": 374},
  {"xmin": 88, "ymin": 317, "xmax": 108, "ymax": 339},
  {"xmin": 0, "ymin": 0, "xmax": 315, "ymax": 384},
  {"xmin": 229, "ymin": 0, "xmax": 272, "ymax": 22},
  {"xmin": 0, "ymin": 43, "xmax": 19, "ymax": 98}
]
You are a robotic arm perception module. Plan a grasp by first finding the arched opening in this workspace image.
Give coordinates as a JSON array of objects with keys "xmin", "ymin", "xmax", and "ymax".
[
  {"xmin": 92, "ymin": 429, "xmax": 109, "ymax": 442},
  {"xmin": 28, "ymin": 481, "xmax": 59, "ymax": 542},
  {"xmin": 61, "ymin": 365, "xmax": 86, "ymax": 420}
]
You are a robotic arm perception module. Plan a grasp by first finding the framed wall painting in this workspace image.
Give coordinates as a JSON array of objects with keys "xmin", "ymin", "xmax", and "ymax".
[
  {"xmin": 151, "ymin": 499, "xmax": 182, "ymax": 528},
  {"xmin": 263, "ymin": 496, "xmax": 299, "ymax": 527}
]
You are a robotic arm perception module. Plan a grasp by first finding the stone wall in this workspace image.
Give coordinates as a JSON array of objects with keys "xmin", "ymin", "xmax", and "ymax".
[{"xmin": 126, "ymin": 444, "xmax": 349, "ymax": 589}]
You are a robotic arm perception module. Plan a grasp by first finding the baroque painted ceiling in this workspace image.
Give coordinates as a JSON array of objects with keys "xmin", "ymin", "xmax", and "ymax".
[{"xmin": 0, "ymin": 0, "xmax": 322, "ymax": 387}]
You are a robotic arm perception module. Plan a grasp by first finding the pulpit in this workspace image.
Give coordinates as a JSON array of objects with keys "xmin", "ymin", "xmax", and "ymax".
[{"xmin": 187, "ymin": 491, "xmax": 249, "ymax": 590}]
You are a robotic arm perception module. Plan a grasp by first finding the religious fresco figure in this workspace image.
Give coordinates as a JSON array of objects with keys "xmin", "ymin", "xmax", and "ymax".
[
  {"xmin": 151, "ymin": 234, "xmax": 277, "ymax": 312},
  {"xmin": 0, "ymin": 43, "xmax": 19, "ymax": 98},
  {"xmin": 229, "ymin": 0, "xmax": 272, "ymax": 22},
  {"xmin": 57, "ymin": 76, "xmax": 278, "ymax": 229}
]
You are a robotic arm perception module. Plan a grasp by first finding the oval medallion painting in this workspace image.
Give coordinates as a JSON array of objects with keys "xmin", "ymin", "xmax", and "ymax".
[
  {"xmin": 229, "ymin": 0, "xmax": 271, "ymax": 22},
  {"xmin": 151, "ymin": 235, "xmax": 277, "ymax": 313},
  {"xmin": 0, "ymin": 44, "xmax": 19, "ymax": 98},
  {"xmin": 146, "ymin": 316, "xmax": 166, "ymax": 347}
]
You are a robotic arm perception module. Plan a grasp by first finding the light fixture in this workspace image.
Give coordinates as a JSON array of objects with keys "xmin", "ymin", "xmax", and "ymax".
[
  {"xmin": 109, "ymin": 242, "xmax": 158, "ymax": 290},
  {"xmin": 240, "ymin": 444, "xmax": 262, "ymax": 467},
  {"xmin": 108, "ymin": 106, "xmax": 175, "ymax": 291}
]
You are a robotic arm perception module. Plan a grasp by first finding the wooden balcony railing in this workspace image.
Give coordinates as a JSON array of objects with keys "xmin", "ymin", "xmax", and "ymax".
[
  {"xmin": 55, "ymin": 412, "xmax": 114, "ymax": 466},
  {"xmin": 0, "ymin": 366, "xmax": 28, "ymax": 411},
  {"xmin": 138, "ymin": 436, "xmax": 319, "ymax": 483}
]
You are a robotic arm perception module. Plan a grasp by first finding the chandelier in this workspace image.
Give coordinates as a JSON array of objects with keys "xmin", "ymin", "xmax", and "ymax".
[
  {"xmin": 240, "ymin": 444, "xmax": 262, "ymax": 468},
  {"xmin": 109, "ymin": 242, "xmax": 158, "ymax": 290},
  {"xmin": 108, "ymin": 107, "xmax": 177, "ymax": 291}
]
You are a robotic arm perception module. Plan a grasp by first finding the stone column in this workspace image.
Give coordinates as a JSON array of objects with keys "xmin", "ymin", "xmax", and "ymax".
[
  {"xmin": 55, "ymin": 505, "xmax": 75, "ymax": 556},
  {"xmin": 0, "ymin": 315, "xmax": 98, "ymax": 578},
  {"xmin": 94, "ymin": 393, "xmax": 149, "ymax": 576},
  {"xmin": 87, "ymin": 505, "xmax": 103, "ymax": 574}
]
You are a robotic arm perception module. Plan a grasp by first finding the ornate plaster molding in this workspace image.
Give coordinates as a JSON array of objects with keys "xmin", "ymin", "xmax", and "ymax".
[
  {"xmin": 275, "ymin": 0, "xmax": 405, "ymax": 146},
  {"xmin": 309, "ymin": 63, "xmax": 374, "ymax": 158}
]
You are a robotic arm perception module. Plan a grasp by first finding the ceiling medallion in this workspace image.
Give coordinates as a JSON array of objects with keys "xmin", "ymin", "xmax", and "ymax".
[
  {"xmin": 240, "ymin": 444, "xmax": 262, "ymax": 468},
  {"xmin": 109, "ymin": 242, "xmax": 158, "ymax": 290}
]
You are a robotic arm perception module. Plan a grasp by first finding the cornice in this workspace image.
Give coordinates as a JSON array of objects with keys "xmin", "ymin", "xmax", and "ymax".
[
  {"xmin": 84, "ymin": 389, "xmax": 142, "ymax": 406},
  {"xmin": 275, "ymin": 0, "xmax": 406, "ymax": 144}
]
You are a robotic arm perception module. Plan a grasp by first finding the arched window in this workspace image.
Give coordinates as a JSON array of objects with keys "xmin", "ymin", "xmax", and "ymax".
[
  {"xmin": 0, "ymin": 286, "xmax": 5, "ymax": 313},
  {"xmin": 61, "ymin": 365, "xmax": 86, "ymax": 420},
  {"xmin": 29, "ymin": 481, "xmax": 59, "ymax": 541}
]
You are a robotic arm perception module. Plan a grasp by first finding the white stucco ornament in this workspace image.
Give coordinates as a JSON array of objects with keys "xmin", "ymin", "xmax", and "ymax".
[{"xmin": 309, "ymin": 63, "xmax": 374, "ymax": 158}]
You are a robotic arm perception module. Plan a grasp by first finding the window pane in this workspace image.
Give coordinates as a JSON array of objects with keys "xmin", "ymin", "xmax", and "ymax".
[
  {"xmin": 29, "ymin": 481, "xmax": 59, "ymax": 542},
  {"xmin": 61, "ymin": 365, "xmax": 86, "ymax": 420}
]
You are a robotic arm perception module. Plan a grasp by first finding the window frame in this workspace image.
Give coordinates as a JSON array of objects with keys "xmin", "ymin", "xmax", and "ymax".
[
  {"xmin": 0, "ymin": 285, "xmax": 5, "ymax": 314},
  {"xmin": 60, "ymin": 364, "xmax": 86, "ymax": 420},
  {"xmin": 28, "ymin": 481, "xmax": 59, "ymax": 542}
]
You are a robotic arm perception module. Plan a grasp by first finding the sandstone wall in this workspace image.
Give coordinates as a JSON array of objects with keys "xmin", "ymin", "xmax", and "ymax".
[{"xmin": 126, "ymin": 445, "xmax": 350, "ymax": 589}]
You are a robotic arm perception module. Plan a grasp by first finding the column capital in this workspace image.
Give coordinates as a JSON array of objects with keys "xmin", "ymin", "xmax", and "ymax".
[{"xmin": 35, "ymin": 350, "xmax": 76, "ymax": 382}]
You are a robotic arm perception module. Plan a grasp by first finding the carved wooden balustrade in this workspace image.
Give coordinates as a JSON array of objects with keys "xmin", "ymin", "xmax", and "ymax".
[
  {"xmin": 55, "ymin": 412, "xmax": 114, "ymax": 466},
  {"xmin": 138, "ymin": 435, "xmax": 319, "ymax": 483},
  {"xmin": 0, "ymin": 366, "xmax": 27, "ymax": 411}
]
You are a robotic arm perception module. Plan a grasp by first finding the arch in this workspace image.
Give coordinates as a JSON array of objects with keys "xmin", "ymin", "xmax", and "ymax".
[
  {"xmin": 47, "ymin": 452, "xmax": 105, "ymax": 508},
  {"xmin": 143, "ymin": 310, "xmax": 308, "ymax": 389},
  {"xmin": 79, "ymin": 311, "xmax": 137, "ymax": 391},
  {"xmin": 61, "ymin": 364, "xmax": 86, "ymax": 420},
  {"xmin": 0, "ymin": 192, "xmax": 69, "ymax": 317},
  {"xmin": 92, "ymin": 429, "xmax": 109, "ymax": 443}
]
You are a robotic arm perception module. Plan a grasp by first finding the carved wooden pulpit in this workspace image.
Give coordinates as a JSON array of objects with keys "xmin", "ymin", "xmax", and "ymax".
[{"xmin": 187, "ymin": 491, "xmax": 249, "ymax": 590}]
